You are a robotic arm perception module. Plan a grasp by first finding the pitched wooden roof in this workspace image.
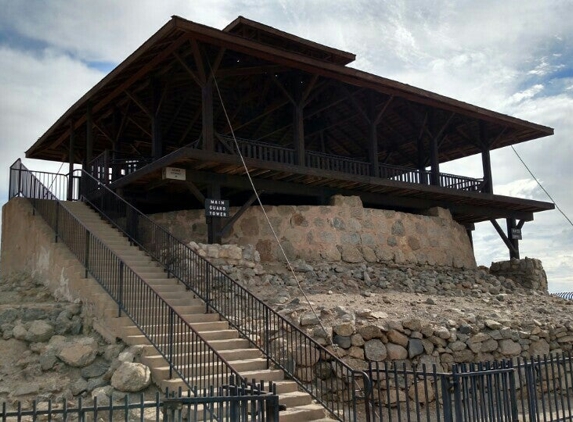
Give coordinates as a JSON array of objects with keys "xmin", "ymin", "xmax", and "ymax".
[{"xmin": 26, "ymin": 16, "xmax": 553, "ymax": 166}]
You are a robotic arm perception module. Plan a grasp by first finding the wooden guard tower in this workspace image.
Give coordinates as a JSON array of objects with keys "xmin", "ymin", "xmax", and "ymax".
[{"xmin": 25, "ymin": 16, "xmax": 555, "ymax": 258}]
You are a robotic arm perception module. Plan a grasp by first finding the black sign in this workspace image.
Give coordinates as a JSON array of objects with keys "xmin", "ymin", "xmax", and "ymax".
[
  {"xmin": 511, "ymin": 228, "xmax": 522, "ymax": 240},
  {"xmin": 205, "ymin": 198, "xmax": 229, "ymax": 218}
]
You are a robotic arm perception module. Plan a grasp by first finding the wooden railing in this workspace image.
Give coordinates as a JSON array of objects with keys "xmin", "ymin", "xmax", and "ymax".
[
  {"xmin": 113, "ymin": 135, "xmax": 484, "ymax": 193},
  {"xmin": 306, "ymin": 150, "xmax": 371, "ymax": 176},
  {"xmin": 378, "ymin": 163, "xmax": 429, "ymax": 185},
  {"xmin": 87, "ymin": 150, "xmax": 151, "ymax": 185},
  {"xmin": 439, "ymin": 172, "xmax": 485, "ymax": 192},
  {"xmin": 216, "ymin": 135, "xmax": 295, "ymax": 165}
]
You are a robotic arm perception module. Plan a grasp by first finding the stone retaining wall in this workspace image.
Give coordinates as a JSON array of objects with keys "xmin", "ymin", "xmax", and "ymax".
[
  {"xmin": 490, "ymin": 258, "xmax": 548, "ymax": 292},
  {"xmin": 149, "ymin": 195, "xmax": 476, "ymax": 269}
]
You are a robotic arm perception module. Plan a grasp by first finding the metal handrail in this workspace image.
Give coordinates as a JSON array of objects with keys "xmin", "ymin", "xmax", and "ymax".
[
  {"xmin": 8, "ymin": 160, "xmax": 242, "ymax": 390},
  {"xmin": 78, "ymin": 168, "xmax": 368, "ymax": 422}
]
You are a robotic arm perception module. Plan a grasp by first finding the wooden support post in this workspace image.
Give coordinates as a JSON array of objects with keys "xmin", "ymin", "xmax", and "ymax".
[
  {"xmin": 185, "ymin": 181, "xmax": 206, "ymax": 204},
  {"xmin": 367, "ymin": 94, "xmax": 379, "ymax": 177},
  {"xmin": 152, "ymin": 78, "xmax": 163, "ymax": 161},
  {"xmin": 417, "ymin": 137, "xmax": 427, "ymax": 185},
  {"xmin": 490, "ymin": 219, "xmax": 519, "ymax": 260},
  {"xmin": 465, "ymin": 223, "xmax": 475, "ymax": 250},
  {"xmin": 429, "ymin": 135, "xmax": 440, "ymax": 186},
  {"xmin": 202, "ymin": 78, "xmax": 214, "ymax": 152},
  {"xmin": 112, "ymin": 108, "xmax": 121, "ymax": 180},
  {"xmin": 220, "ymin": 191, "xmax": 263, "ymax": 237},
  {"xmin": 507, "ymin": 218, "xmax": 520, "ymax": 259},
  {"xmin": 67, "ymin": 122, "xmax": 75, "ymax": 200},
  {"xmin": 480, "ymin": 122, "xmax": 494, "ymax": 194},
  {"xmin": 85, "ymin": 102, "xmax": 93, "ymax": 166},
  {"xmin": 293, "ymin": 74, "xmax": 305, "ymax": 166},
  {"xmin": 207, "ymin": 183, "xmax": 222, "ymax": 244}
]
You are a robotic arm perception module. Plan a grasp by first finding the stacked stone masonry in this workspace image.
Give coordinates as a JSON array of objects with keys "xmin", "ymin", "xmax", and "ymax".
[
  {"xmin": 149, "ymin": 195, "xmax": 477, "ymax": 268},
  {"xmin": 490, "ymin": 257, "xmax": 548, "ymax": 291}
]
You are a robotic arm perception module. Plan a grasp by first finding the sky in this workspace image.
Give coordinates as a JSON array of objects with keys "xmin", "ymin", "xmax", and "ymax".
[{"xmin": 0, "ymin": 1, "xmax": 572, "ymax": 291}]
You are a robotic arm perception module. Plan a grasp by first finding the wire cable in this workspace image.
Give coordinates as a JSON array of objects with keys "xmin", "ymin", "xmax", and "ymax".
[
  {"xmin": 208, "ymin": 71, "xmax": 334, "ymax": 347},
  {"xmin": 511, "ymin": 145, "xmax": 573, "ymax": 227}
]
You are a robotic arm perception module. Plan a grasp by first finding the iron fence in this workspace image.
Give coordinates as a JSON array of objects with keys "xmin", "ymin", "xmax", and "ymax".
[
  {"xmin": 552, "ymin": 292, "xmax": 573, "ymax": 300},
  {"xmin": 1, "ymin": 380, "xmax": 280, "ymax": 421},
  {"xmin": 9, "ymin": 161, "xmax": 241, "ymax": 391},
  {"xmin": 79, "ymin": 168, "xmax": 368, "ymax": 422},
  {"xmin": 365, "ymin": 353, "xmax": 573, "ymax": 422}
]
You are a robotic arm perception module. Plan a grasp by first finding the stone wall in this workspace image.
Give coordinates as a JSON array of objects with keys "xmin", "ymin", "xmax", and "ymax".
[
  {"xmin": 490, "ymin": 258, "xmax": 548, "ymax": 292},
  {"xmin": 290, "ymin": 310, "xmax": 570, "ymax": 373},
  {"xmin": 149, "ymin": 195, "xmax": 476, "ymax": 269}
]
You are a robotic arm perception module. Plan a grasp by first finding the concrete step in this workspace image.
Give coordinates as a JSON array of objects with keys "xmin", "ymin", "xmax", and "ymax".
[
  {"xmin": 153, "ymin": 338, "xmax": 252, "ymax": 351},
  {"xmin": 154, "ymin": 290, "xmax": 198, "ymax": 300},
  {"xmin": 141, "ymin": 348, "xmax": 262, "ymax": 367},
  {"xmin": 278, "ymin": 404, "xmax": 327, "ymax": 422},
  {"xmin": 124, "ymin": 320, "xmax": 228, "ymax": 336},
  {"xmin": 180, "ymin": 313, "xmax": 221, "ymax": 323},
  {"xmin": 277, "ymin": 391, "xmax": 313, "ymax": 408},
  {"xmin": 273, "ymin": 381, "xmax": 300, "ymax": 394},
  {"xmin": 125, "ymin": 329, "xmax": 239, "ymax": 345},
  {"xmin": 160, "ymin": 369, "xmax": 284, "ymax": 391},
  {"xmin": 152, "ymin": 358, "xmax": 268, "ymax": 380}
]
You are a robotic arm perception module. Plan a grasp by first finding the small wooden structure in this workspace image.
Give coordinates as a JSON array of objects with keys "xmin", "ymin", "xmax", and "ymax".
[{"xmin": 25, "ymin": 16, "xmax": 554, "ymax": 257}]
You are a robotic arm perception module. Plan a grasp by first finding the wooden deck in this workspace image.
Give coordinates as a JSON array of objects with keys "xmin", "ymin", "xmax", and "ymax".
[{"xmin": 90, "ymin": 138, "xmax": 554, "ymax": 225}]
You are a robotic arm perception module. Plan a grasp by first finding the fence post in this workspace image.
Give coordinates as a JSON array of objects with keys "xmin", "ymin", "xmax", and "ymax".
[
  {"xmin": 55, "ymin": 203, "xmax": 60, "ymax": 243},
  {"xmin": 441, "ymin": 373, "xmax": 454, "ymax": 422},
  {"xmin": 360, "ymin": 371, "xmax": 372, "ymax": 422},
  {"xmin": 266, "ymin": 394, "xmax": 280, "ymax": 422},
  {"xmin": 264, "ymin": 307, "xmax": 270, "ymax": 366},
  {"xmin": 509, "ymin": 363, "xmax": 519, "ymax": 422},
  {"xmin": 84, "ymin": 231, "xmax": 90, "ymax": 278},
  {"xmin": 205, "ymin": 265, "xmax": 211, "ymax": 313},
  {"xmin": 118, "ymin": 262, "xmax": 124, "ymax": 317},
  {"xmin": 525, "ymin": 360, "xmax": 538, "ymax": 422},
  {"xmin": 17, "ymin": 163, "xmax": 22, "ymax": 197},
  {"xmin": 452, "ymin": 366, "xmax": 462, "ymax": 422},
  {"xmin": 168, "ymin": 308, "xmax": 174, "ymax": 379}
]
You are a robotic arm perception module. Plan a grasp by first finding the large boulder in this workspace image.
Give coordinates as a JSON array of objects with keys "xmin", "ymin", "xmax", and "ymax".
[
  {"xmin": 529, "ymin": 339, "xmax": 550, "ymax": 358},
  {"xmin": 386, "ymin": 343, "xmax": 407, "ymax": 360},
  {"xmin": 499, "ymin": 339, "xmax": 521, "ymax": 356},
  {"xmin": 364, "ymin": 339, "xmax": 387, "ymax": 361},
  {"xmin": 57, "ymin": 337, "xmax": 98, "ymax": 367},
  {"xmin": 111, "ymin": 362, "xmax": 151, "ymax": 392},
  {"xmin": 26, "ymin": 320, "xmax": 54, "ymax": 343}
]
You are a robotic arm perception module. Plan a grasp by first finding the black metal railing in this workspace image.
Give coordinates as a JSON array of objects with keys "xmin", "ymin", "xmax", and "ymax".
[
  {"xmin": 9, "ymin": 160, "xmax": 241, "ymax": 391},
  {"xmin": 2, "ymin": 380, "xmax": 280, "ymax": 422},
  {"xmin": 365, "ymin": 353, "xmax": 573, "ymax": 422},
  {"xmin": 552, "ymin": 292, "xmax": 573, "ymax": 300},
  {"xmin": 164, "ymin": 378, "xmax": 280, "ymax": 422},
  {"xmin": 79, "ymin": 169, "xmax": 368, "ymax": 422},
  {"xmin": 9, "ymin": 159, "xmax": 79, "ymax": 201}
]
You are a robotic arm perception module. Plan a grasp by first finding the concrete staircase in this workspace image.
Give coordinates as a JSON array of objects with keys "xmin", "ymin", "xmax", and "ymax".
[{"xmin": 63, "ymin": 201, "xmax": 333, "ymax": 422}]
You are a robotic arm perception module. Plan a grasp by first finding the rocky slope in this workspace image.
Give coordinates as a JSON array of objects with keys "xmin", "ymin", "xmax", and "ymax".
[{"xmin": 0, "ymin": 272, "xmax": 159, "ymax": 412}]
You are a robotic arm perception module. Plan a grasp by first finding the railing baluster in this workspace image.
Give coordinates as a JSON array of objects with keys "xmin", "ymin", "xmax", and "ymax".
[{"xmin": 84, "ymin": 231, "xmax": 90, "ymax": 278}]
